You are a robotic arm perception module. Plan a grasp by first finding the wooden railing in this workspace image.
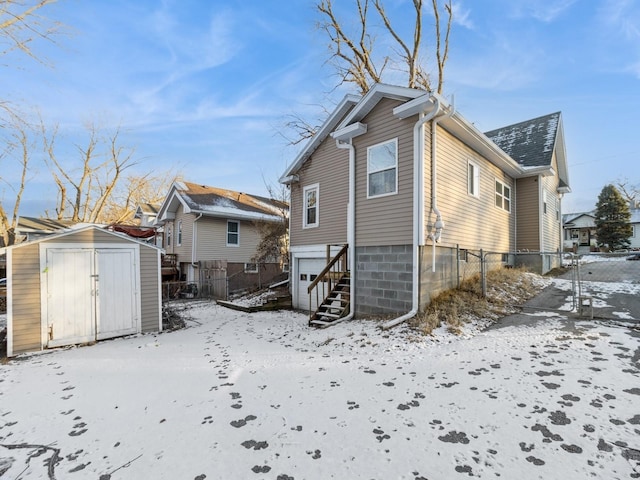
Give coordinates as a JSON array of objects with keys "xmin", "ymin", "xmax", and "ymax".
[{"xmin": 307, "ymin": 244, "xmax": 348, "ymax": 319}]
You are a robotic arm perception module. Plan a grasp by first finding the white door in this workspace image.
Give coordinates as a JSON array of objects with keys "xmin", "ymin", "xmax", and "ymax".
[
  {"xmin": 297, "ymin": 258, "xmax": 325, "ymax": 311},
  {"xmin": 95, "ymin": 249, "xmax": 138, "ymax": 340},
  {"xmin": 46, "ymin": 249, "xmax": 96, "ymax": 347},
  {"xmin": 45, "ymin": 247, "xmax": 139, "ymax": 347}
]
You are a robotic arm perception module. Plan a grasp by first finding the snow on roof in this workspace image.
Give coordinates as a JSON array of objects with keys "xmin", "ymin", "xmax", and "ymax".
[
  {"xmin": 177, "ymin": 181, "xmax": 288, "ymax": 221},
  {"xmin": 485, "ymin": 112, "xmax": 560, "ymax": 168}
]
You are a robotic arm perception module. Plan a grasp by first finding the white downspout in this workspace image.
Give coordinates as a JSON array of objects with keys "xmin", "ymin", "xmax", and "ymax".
[
  {"xmin": 192, "ymin": 213, "xmax": 203, "ymax": 266},
  {"xmin": 382, "ymin": 96, "xmax": 442, "ymax": 330},
  {"xmin": 428, "ymin": 97, "xmax": 455, "ymax": 272},
  {"xmin": 336, "ymin": 139, "xmax": 356, "ymax": 321}
]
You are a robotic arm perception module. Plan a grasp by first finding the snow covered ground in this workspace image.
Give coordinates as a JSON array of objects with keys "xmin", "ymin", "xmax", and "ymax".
[{"xmin": 1, "ymin": 300, "xmax": 639, "ymax": 479}]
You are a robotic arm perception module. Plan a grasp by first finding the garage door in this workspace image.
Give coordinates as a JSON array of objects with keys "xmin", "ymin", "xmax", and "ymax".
[
  {"xmin": 45, "ymin": 247, "xmax": 139, "ymax": 347},
  {"xmin": 297, "ymin": 258, "xmax": 326, "ymax": 311}
]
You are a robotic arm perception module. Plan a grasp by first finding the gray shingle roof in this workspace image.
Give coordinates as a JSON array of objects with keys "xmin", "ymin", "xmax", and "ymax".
[{"xmin": 484, "ymin": 112, "xmax": 561, "ymax": 168}]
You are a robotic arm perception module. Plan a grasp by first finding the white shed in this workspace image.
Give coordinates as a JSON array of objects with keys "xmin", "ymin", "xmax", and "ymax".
[{"xmin": 3, "ymin": 225, "xmax": 162, "ymax": 357}]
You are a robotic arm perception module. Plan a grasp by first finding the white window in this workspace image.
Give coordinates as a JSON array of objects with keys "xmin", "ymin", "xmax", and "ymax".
[
  {"xmin": 367, "ymin": 139, "xmax": 398, "ymax": 198},
  {"xmin": 303, "ymin": 184, "xmax": 319, "ymax": 228},
  {"xmin": 543, "ymin": 190, "xmax": 548, "ymax": 214},
  {"xmin": 495, "ymin": 179, "xmax": 511, "ymax": 212},
  {"xmin": 632, "ymin": 225, "xmax": 637, "ymax": 238},
  {"xmin": 227, "ymin": 220, "xmax": 239, "ymax": 246},
  {"xmin": 468, "ymin": 161, "xmax": 480, "ymax": 197},
  {"xmin": 166, "ymin": 224, "xmax": 172, "ymax": 247},
  {"xmin": 244, "ymin": 263, "xmax": 258, "ymax": 273},
  {"xmin": 176, "ymin": 220, "xmax": 182, "ymax": 246}
]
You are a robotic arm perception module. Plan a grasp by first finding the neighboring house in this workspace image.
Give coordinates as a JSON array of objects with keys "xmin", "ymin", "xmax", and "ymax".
[
  {"xmin": 134, "ymin": 203, "xmax": 160, "ymax": 227},
  {"xmin": 280, "ymin": 83, "xmax": 570, "ymax": 322},
  {"xmin": 2, "ymin": 225, "xmax": 162, "ymax": 357},
  {"xmin": 563, "ymin": 208, "xmax": 640, "ymax": 251},
  {"xmin": 156, "ymin": 181, "xmax": 288, "ymax": 296},
  {"xmin": 563, "ymin": 212, "xmax": 596, "ymax": 251},
  {"xmin": 13, "ymin": 216, "xmax": 76, "ymax": 243}
]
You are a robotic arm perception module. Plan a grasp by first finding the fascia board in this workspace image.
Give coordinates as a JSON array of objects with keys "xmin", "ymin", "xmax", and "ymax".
[
  {"xmin": 191, "ymin": 209, "xmax": 282, "ymax": 223},
  {"xmin": 279, "ymin": 94, "xmax": 360, "ymax": 183},
  {"xmin": 441, "ymin": 113, "xmax": 524, "ymax": 178},
  {"xmin": 337, "ymin": 84, "xmax": 423, "ymax": 129}
]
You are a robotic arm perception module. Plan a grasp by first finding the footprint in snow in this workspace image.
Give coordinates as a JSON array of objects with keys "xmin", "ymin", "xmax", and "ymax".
[{"xmin": 230, "ymin": 415, "xmax": 257, "ymax": 428}]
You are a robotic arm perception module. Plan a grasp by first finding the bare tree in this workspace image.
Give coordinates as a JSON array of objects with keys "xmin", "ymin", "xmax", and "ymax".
[
  {"xmin": 43, "ymin": 122, "xmax": 139, "ymax": 223},
  {"xmin": 0, "ymin": 0, "xmax": 62, "ymax": 64},
  {"xmin": 99, "ymin": 170, "xmax": 181, "ymax": 225},
  {"xmin": 252, "ymin": 179, "xmax": 290, "ymax": 267},
  {"xmin": 316, "ymin": 0, "xmax": 453, "ymax": 95},
  {"xmin": 0, "ymin": 0, "xmax": 62, "ymax": 245},
  {"xmin": 615, "ymin": 178, "xmax": 640, "ymax": 209},
  {"xmin": 0, "ymin": 109, "xmax": 34, "ymax": 246}
]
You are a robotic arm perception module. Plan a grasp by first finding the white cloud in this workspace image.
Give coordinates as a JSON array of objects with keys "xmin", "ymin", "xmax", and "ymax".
[
  {"xmin": 509, "ymin": 0, "xmax": 577, "ymax": 22},
  {"xmin": 451, "ymin": 2, "xmax": 474, "ymax": 29}
]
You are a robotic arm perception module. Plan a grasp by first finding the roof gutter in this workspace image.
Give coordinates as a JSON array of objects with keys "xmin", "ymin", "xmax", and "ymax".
[{"xmin": 383, "ymin": 94, "xmax": 443, "ymax": 330}]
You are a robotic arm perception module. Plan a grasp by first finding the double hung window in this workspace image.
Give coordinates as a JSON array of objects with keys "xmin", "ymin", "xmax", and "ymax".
[{"xmin": 367, "ymin": 139, "xmax": 398, "ymax": 198}]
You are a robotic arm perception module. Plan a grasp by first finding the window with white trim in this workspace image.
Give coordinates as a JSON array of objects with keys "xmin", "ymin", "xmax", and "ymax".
[
  {"xmin": 176, "ymin": 220, "xmax": 182, "ymax": 246},
  {"xmin": 367, "ymin": 139, "xmax": 398, "ymax": 197},
  {"xmin": 495, "ymin": 179, "xmax": 511, "ymax": 212},
  {"xmin": 167, "ymin": 224, "xmax": 172, "ymax": 247},
  {"xmin": 543, "ymin": 190, "xmax": 548, "ymax": 214},
  {"xmin": 244, "ymin": 263, "xmax": 258, "ymax": 273},
  {"xmin": 227, "ymin": 220, "xmax": 239, "ymax": 246},
  {"xmin": 468, "ymin": 161, "xmax": 480, "ymax": 197},
  {"xmin": 303, "ymin": 184, "xmax": 319, "ymax": 228}
]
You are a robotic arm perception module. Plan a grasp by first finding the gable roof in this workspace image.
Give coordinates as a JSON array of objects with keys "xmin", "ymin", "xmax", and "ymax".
[
  {"xmin": 280, "ymin": 94, "xmax": 360, "ymax": 183},
  {"xmin": 17, "ymin": 216, "xmax": 76, "ymax": 234},
  {"xmin": 280, "ymin": 84, "xmax": 570, "ymax": 190},
  {"xmin": 135, "ymin": 203, "xmax": 159, "ymax": 216},
  {"xmin": 2, "ymin": 224, "xmax": 161, "ymax": 252},
  {"xmin": 484, "ymin": 112, "xmax": 561, "ymax": 169},
  {"xmin": 563, "ymin": 211, "xmax": 595, "ymax": 226},
  {"xmin": 157, "ymin": 181, "xmax": 288, "ymax": 223}
]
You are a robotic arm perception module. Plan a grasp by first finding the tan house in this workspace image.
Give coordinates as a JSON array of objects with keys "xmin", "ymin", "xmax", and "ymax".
[
  {"xmin": 280, "ymin": 83, "xmax": 570, "ymax": 324},
  {"xmin": 156, "ymin": 181, "xmax": 288, "ymax": 296}
]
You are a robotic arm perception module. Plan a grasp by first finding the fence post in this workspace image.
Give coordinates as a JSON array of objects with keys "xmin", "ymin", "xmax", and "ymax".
[
  {"xmin": 456, "ymin": 244, "xmax": 460, "ymax": 289},
  {"xmin": 480, "ymin": 249, "xmax": 486, "ymax": 298}
]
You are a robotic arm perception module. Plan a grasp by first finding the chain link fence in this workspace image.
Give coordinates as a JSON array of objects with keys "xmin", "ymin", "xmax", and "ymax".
[{"xmin": 561, "ymin": 252, "xmax": 640, "ymax": 319}]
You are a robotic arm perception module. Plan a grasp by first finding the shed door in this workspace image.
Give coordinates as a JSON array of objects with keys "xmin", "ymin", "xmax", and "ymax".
[
  {"xmin": 96, "ymin": 249, "xmax": 138, "ymax": 340},
  {"xmin": 46, "ymin": 249, "xmax": 96, "ymax": 347},
  {"xmin": 297, "ymin": 258, "xmax": 325, "ymax": 311},
  {"xmin": 45, "ymin": 247, "xmax": 139, "ymax": 348}
]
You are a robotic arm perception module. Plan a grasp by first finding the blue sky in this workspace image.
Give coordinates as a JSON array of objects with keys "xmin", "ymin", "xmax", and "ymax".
[{"xmin": 1, "ymin": 0, "xmax": 639, "ymax": 217}]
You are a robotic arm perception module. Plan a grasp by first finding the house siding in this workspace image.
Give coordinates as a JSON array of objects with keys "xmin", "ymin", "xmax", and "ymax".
[
  {"xmin": 541, "ymin": 153, "xmax": 562, "ymax": 252},
  {"xmin": 354, "ymin": 98, "xmax": 415, "ymax": 247},
  {"xmin": 429, "ymin": 125, "xmax": 515, "ymax": 252},
  {"xmin": 516, "ymin": 176, "xmax": 540, "ymax": 251},
  {"xmin": 196, "ymin": 216, "xmax": 262, "ymax": 263},
  {"xmin": 139, "ymin": 246, "xmax": 161, "ymax": 332},
  {"xmin": 289, "ymin": 134, "xmax": 349, "ymax": 247},
  {"xmin": 9, "ymin": 243, "xmax": 41, "ymax": 355},
  {"xmin": 172, "ymin": 205, "xmax": 195, "ymax": 261}
]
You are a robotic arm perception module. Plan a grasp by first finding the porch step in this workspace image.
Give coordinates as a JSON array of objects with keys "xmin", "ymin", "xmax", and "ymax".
[{"xmin": 309, "ymin": 272, "xmax": 350, "ymax": 327}]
